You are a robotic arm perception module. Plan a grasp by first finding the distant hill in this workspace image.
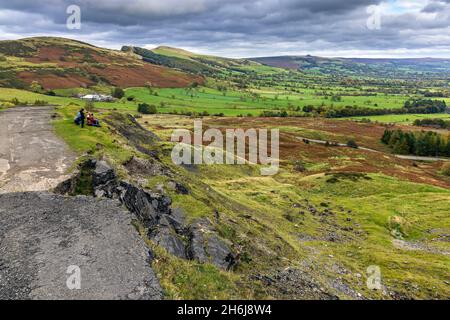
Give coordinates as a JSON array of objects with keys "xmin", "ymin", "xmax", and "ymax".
[
  {"xmin": 2, "ymin": 37, "xmax": 449, "ymax": 91},
  {"xmin": 0, "ymin": 37, "xmax": 203, "ymax": 90},
  {"xmin": 122, "ymin": 45, "xmax": 283, "ymax": 77},
  {"xmin": 250, "ymin": 55, "xmax": 450, "ymax": 78}
]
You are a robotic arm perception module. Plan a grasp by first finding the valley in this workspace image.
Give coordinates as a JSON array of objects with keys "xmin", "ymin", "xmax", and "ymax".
[{"xmin": 0, "ymin": 37, "xmax": 449, "ymax": 300}]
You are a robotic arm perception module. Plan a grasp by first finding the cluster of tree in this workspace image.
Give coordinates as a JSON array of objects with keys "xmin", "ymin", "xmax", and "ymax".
[
  {"xmin": 322, "ymin": 106, "xmax": 401, "ymax": 118},
  {"xmin": 404, "ymin": 99, "xmax": 447, "ymax": 114},
  {"xmin": 259, "ymin": 110, "xmax": 289, "ymax": 117},
  {"xmin": 300, "ymin": 99, "xmax": 448, "ymax": 118},
  {"xmin": 124, "ymin": 46, "xmax": 213, "ymax": 76},
  {"xmin": 301, "ymin": 104, "xmax": 401, "ymax": 117},
  {"xmin": 137, "ymin": 103, "xmax": 157, "ymax": 114},
  {"xmin": 418, "ymin": 90, "xmax": 448, "ymax": 98},
  {"xmin": 381, "ymin": 129, "xmax": 450, "ymax": 157},
  {"xmin": 111, "ymin": 87, "xmax": 125, "ymax": 99},
  {"xmin": 413, "ymin": 118, "xmax": 450, "ymax": 129}
]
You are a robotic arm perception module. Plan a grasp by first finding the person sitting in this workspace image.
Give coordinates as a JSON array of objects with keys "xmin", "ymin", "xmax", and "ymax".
[
  {"xmin": 87, "ymin": 113, "xmax": 101, "ymax": 127},
  {"xmin": 86, "ymin": 112, "xmax": 93, "ymax": 126}
]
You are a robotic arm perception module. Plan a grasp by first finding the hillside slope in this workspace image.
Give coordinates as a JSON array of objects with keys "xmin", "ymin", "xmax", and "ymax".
[
  {"xmin": 251, "ymin": 55, "xmax": 450, "ymax": 78},
  {"xmin": 0, "ymin": 37, "xmax": 203, "ymax": 90},
  {"xmin": 123, "ymin": 45, "xmax": 284, "ymax": 77}
]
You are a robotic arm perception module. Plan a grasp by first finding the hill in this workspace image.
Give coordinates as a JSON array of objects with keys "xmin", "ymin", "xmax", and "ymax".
[
  {"xmin": 250, "ymin": 55, "xmax": 450, "ymax": 78},
  {"xmin": 122, "ymin": 45, "xmax": 284, "ymax": 77},
  {"xmin": 0, "ymin": 37, "xmax": 203, "ymax": 90}
]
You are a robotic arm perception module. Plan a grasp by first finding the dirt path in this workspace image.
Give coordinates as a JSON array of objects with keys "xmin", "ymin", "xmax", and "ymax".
[
  {"xmin": 296, "ymin": 136, "xmax": 450, "ymax": 162},
  {"xmin": 0, "ymin": 106, "xmax": 75, "ymax": 193},
  {"xmin": 0, "ymin": 106, "xmax": 162, "ymax": 300}
]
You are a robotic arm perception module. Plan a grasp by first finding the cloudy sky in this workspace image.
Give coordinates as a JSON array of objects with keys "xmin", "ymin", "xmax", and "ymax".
[{"xmin": 0, "ymin": 0, "xmax": 449, "ymax": 58}]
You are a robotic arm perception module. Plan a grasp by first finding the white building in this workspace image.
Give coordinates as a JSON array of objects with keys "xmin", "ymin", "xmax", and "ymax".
[{"xmin": 80, "ymin": 94, "xmax": 114, "ymax": 102}]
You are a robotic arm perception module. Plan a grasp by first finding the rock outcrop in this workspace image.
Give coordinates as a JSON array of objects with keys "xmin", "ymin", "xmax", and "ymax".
[{"xmin": 56, "ymin": 159, "xmax": 236, "ymax": 270}]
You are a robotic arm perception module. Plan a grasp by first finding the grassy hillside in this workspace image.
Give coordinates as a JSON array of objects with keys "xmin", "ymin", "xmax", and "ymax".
[
  {"xmin": 50, "ymin": 106, "xmax": 450, "ymax": 299},
  {"xmin": 251, "ymin": 56, "xmax": 450, "ymax": 78},
  {"xmin": 0, "ymin": 37, "xmax": 203, "ymax": 90},
  {"xmin": 125, "ymin": 45, "xmax": 284, "ymax": 77}
]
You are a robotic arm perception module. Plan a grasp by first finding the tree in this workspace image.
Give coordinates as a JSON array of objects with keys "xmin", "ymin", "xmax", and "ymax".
[
  {"xmin": 145, "ymin": 82, "xmax": 154, "ymax": 94},
  {"xmin": 30, "ymin": 81, "xmax": 43, "ymax": 93},
  {"xmin": 112, "ymin": 87, "xmax": 125, "ymax": 99},
  {"xmin": 138, "ymin": 103, "xmax": 157, "ymax": 114},
  {"xmin": 347, "ymin": 139, "xmax": 358, "ymax": 149},
  {"xmin": 381, "ymin": 129, "xmax": 392, "ymax": 144},
  {"xmin": 85, "ymin": 100, "xmax": 95, "ymax": 112},
  {"xmin": 392, "ymin": 139, "xmax": 410, "ymax": 155}
]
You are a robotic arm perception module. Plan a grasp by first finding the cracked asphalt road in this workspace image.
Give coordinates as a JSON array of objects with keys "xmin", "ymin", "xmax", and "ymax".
[
  {"xmin": 0, "ymin": 106, "xmax": 75, "ymax": 193},
  {"xmin": 0, "ymin": 106, "xmax": 162, "ymax": 300}
]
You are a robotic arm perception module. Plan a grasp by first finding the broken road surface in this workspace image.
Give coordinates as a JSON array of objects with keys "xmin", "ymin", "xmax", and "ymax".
[{"xmin": 0, "ymin": 106, "xmax": 162, "ymax": 300}]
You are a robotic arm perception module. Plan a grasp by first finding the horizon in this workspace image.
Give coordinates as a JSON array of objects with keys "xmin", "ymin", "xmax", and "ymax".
[
  {"xmin": 3, "ymin": 36, "xmax": 450, "ymax": 60},
  {"xmin": 0, "ymin": 1, "xmax": 449, "ymax": 59}
]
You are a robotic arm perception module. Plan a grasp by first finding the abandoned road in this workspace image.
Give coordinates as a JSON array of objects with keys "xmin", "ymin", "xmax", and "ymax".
[
  {"xmin": 0, "ymin": 106, "xmax": 75, "ymax": 193},
  {"xmin": 0, "ymin": 106, "xmax": 162, "ymax": 300}
]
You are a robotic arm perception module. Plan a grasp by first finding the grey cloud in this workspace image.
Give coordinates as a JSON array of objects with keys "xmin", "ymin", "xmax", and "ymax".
[{"xmin": 0, "ymin": 0, "xmax": 449, "ymax": 58}]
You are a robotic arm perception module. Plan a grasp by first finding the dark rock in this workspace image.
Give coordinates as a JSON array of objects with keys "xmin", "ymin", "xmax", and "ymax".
[
  {"xmin": 186, "ymin": 219, "xmax": 234, "ymax": 270},
  {"xmin": 118, "ymin": 182, "xmax": 170, "ymax": 228},
  {"xmin": 57, "ymin": 158, "xmax": 235, "ymax": 270},
  {"xmin": 166, "ymin": 208, "xmax": 186, "ymax": 233},
  {"xmin": 149, "ymin": 225, "xmax": 187, "ymax": 259},
  {"xmin": 256, "ymin": 267, "xmax": 339, "ymax": 300},
  {"xmin": 308, "ymin": 206, "xmax": 318, "ymax": 215},
  {"xmin": 187, "ymin": 226, "xmax": 209, "ymax": 264},
  {"xmin": 206, "ymin": 235, "xmax": 234, "ymax": 270},
  {"xmin": 175, "ymin": 182, "xmax": 189, "ymax": 195},
  {"xmin": 148, "ymin": 250, "xmax": 155, "ymax": 263},
  {"xmin": 124, "ymin": 156, "xmax": 170, "ymax": 177},
  {"xmin": 214, "ymin": 210, "xmax": 220, "ymax": 223},
  {"xmin": 90, "ymin": 161, "xmax": 119, "ymax": 198},
  {"xmin": 53, "ymin": 171, "xmax": 80, "ymax": 195},
  {"xmin": 93, "ymin": 160, "xmax": 116, "ymax": 187}
]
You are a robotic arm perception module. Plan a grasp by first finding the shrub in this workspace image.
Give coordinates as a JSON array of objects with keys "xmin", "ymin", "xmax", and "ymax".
[
  {"xmin": 347, "ymin": 139, "xmax": 358, "ymax": 149},
  {"xmin": 0, "ymin": 102, "xmax": 15, "ymax": 108},
  {"xmin": 34, "ymin": 100, "xmax": 48, "ymax": 105},
  {"xmin": 30, "ymin": 81, "xmax": 43, "ymax": 93},
  {"xmin": 442, "ymin": 163, "xmax": 450, "ymax": 176},
  {"xmin": 138, "ymin": 103, "xmax": 157, "ymax": 114},
  {"xmin": 293, "ymin": 160, "xmax": 306, "ymax": 172},
  {"xmin": 112, "ymin": 87, "xmax": 125, "ymax": 99},
  {"xmin": 85, "ymin": 100, "xmax": 95, "ymax": 112}
]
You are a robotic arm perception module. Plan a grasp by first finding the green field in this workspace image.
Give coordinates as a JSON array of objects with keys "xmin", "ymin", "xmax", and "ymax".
[{"xmin": 347, "ymin": 113, "xmax": 450, "ymax": 124}]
